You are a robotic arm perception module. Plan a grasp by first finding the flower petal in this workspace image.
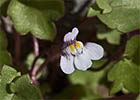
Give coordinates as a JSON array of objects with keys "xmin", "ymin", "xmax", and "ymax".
[
  {"xmin": 64, "ymin": 27, "xmax": 79, "ymax": 42},
  {"xmin": 85, "ymin": 42, "xmax": 104, "ymax": 60},
  {"xmin": 60, "ymin": 55, "xmax": 75, "ymax": 74},
  {"xmin": 74, "ymin": 50, "xmax": 92, "ymax": 70},
  {"xmin": 72, "ymin": 27, "xmax": 79, "ymax": 35},
  {"xmin": 64, "ymin": 32, "xmax": 72, "ymax": 42}
]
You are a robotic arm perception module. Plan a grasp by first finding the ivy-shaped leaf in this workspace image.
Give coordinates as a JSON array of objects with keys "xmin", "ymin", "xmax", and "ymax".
[
  {"xmin": 10, "ymin": 75, "xmax": 42, "ymax": 100},
  {"xmin": 0, "ymin": 65, "xmax": 42, "ymax": 100},
  {"xmin": 0, "ymin": 29, "xmax": 12, "ymax": 70},
  {"xmin": 98, "ymin": 0, "xmax": 140, "ymax": 33},
  {"xmin": 7, "ymin": 0, "xmax": 64, "ymax": 40},
  {"xmin": 0, "ymin": 65, "xmax": 20, "ymax": 100},
  {"xmin": 108, "ymin": 59, "xmax": 140, "ymax": 95}
]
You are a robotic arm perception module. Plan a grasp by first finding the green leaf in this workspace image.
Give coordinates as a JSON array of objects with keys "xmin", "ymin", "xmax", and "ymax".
[
  {"xmin": 98, "ymin": 29, "xmax": 121, "ymax": 45},
  {"xmin": 10, "ymin": 75, "xmax": 42, "ymax": 100},
  {"xmin": 0, "ymin": 65, "xmax": 21, "ymax": 100},
  {"xmin": 108, "ymin": 59, "xmax": 140, "ymax": 94},
  {"xmin": 69, "ymin": 70, "xmax": 106, "ymax": 99},
  {"xmin": 0, "ymin": 29, "xmax": 12, "ymax": 70},
  {"xmin": 0, "ymin": 65, "xmax": 42, "ymax": 100},
  {"xmin": 69, "ymin": 70, "xmax": 105, "ymax": 92},
  {"xmin": 87, "ymin": 7, "xmax": 100, "ymax": 17},
  {"xmin": 96, "ymin": 0, "xmax": 112, "ymax": 13},
  {"xmin": 96, "ymin": 24, "xmax": 122, "ymax": 44},
  {"xmin": 98, "ymin": 0, "xmax": 140, "ymax": 33},
  {"xmin": 124, "ymin": 35, "xmax": 140, "ymax": 65},
  {"xmin": 18, "ymin": 0, "xmax": 64, "ymax": 21},
  {"xmin": 110, "ymin": 81, "xmax": 123, "ymax": 95},
  {"xmin": 8, "ymin": 0, "xmax": 64, "ymax": 40}
]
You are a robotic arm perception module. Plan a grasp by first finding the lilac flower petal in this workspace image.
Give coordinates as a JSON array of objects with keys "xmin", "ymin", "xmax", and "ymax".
[
  {"xmin": 74, "ymin": 50, "xmax": 92, "ymax": 70},
  {"xmin": 85, "ymin": 42, "xmax": 104, "ymax": 60},
  {"xmin": 72, "ymin": 27, "xmax": 79, "ymax": 35},
  {"xmin": 64, "ymin": 27, "xmax": 79, "ymax": 42},
  {"xmin": 60, "ymin": 55, "xmax": 75, "ymax": 74},
  {"xmin": 64, "ymin": 32, "xmax": 72, "ymax": 42}
]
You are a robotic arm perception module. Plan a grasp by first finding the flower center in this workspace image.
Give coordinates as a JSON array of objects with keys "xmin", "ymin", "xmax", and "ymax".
[{"xmin": 69, "ymin": 41, "xmax": 83, "ymax": 55}]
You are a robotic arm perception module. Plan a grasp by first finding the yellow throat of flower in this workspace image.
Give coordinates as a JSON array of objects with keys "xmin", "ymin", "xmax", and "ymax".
[{"xmin": 69, "ymin": 41, "xmax": 83, "ymax": 55}]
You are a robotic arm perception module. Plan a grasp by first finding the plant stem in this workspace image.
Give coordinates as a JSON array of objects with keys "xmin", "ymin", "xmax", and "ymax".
[
  {"xmin": 33, "ymin": 37, "xmax": 39, "ymax": 57},
  {"xmin": 30, "ymin": 36, "xmax": 40, "ymax": 84}
]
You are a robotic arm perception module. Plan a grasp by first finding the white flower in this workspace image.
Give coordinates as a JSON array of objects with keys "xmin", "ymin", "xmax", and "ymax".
[{"xmin": 60, "ymin": 27, "xmax": 104, "ymax": 74}]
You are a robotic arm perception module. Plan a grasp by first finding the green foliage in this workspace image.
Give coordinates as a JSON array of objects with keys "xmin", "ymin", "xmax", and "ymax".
[
  {"xmin": 0, "ymin": 29, "xmax": 12, "ymax": 70},
  {"xmin": 88, "ymin": 0, "xmax": 140, "ymax": 44},
  {"xmin": 0, "ymin": 65, "xmax": 20, "ymax": 100},
  {"xmin": 7, "ymin": 0, "xmax": 64, "ymax": 40},
  {"xmin": 98, "ymin": 0, "xmax": 140, "ymax": 33},
  {"xmin": 69, "ymin": 70, "xmax": 104, "ymax": 90},
  {"xmin": 69, "ymin": 70, "xmax": 105, "ymax": 99},
  {"xmin": 0, "ymin": 65, "xmax": 42, "ymax": 100},
  {"xmin": 108, "ymin": 59, "xmax": 140, "ymax": 94},
  {"xmin": 18, "ymin": 0, "xmax": 64, "ymax": 21},
  {"xmin": 96, "ymin": 0, "xmax": 112, "ymax": 13},
  {"xmin": 96, "ymin": 24, "xmax": 122, "ymax": 44},
  {"xmin": 10, "ymin": 75, "xmax": 42, "ymax": 100},
  {"xmin": 87, "ymin": 7, "xmax": 100, "ymax": 17},
  {"xmin": 124, "ymin": 35, "xmax": 140, "ymax": 65}
]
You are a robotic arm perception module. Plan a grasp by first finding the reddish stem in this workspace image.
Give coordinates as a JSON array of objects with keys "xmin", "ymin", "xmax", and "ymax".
[
  {"xmin": 30, "ymin": 36, "xmax": 40, "ymax": 84},
  {"xmin": 33, "ymin": 37, "xmax": 39, "ymax": 57}
]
